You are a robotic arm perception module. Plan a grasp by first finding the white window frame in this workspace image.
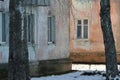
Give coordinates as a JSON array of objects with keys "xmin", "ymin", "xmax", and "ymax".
[
  {"xmin": 77, "ymin": 19, "xmax": 89, "ymax": 40},
  {"xmin": 48, "ymin": 15, "xmax": 56, "ymax": 45}
]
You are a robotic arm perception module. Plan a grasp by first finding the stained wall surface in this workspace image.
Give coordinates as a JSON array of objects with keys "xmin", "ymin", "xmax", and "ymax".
[
  {"xmin": 70, "ymin": 0, "xmax": 120, "ymax": 63},
  {"xmin": 0, "ymin": 0, "xmax": 70, "ymax": 62}
]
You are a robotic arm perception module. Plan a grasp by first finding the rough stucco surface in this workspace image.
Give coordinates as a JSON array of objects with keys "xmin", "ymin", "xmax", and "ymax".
[
  {"xmin": 0, "ymin": 0, "xmax": 70, "ymax": 63},
  {"xmin": 0, "ymin": 0, "xmax": 71, "ymax": 77},
  {"xmin": 70, "ymin": 0, "xmax": 120, "ymax": 63},
  {"xmin": 34, "ymin": 0, "xmax": 70, "ymax": 60}
]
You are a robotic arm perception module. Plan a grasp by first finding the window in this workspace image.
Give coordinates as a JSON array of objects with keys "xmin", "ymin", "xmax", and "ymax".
[
  {"xmin": 77, "ymin": 19, "xmax": 88, "ymax": 39},
  {"xmin": 0, "ymin": 12, "xmax": 6, "ymax": 43},
  {"xmin": 26, "ymin": 14, "xmax": 34, "ymax": 43},
  {"xmin": 48, "ymin": 16, "xmax": 56, "ymax": 44},
  {"xmin": 37, "ymin": 0, "xmax": 50, "ymax": 6},
  {"xmin": 26, "ymin": 0, "xmax": 50, "ymax": 6}
]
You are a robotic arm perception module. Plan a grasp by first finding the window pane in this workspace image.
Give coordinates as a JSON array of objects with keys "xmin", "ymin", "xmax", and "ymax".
[
  {"xmin": 37, "ymin": 0, "xmax": 50, "ymax": 6},
  {"xmin": 84, "ymin": 19, "xmax": 88, "ymax": 25},
  {"xmin": 77, "ymin": 25, "xmax": 82, "ymax": 39},
  {"xmin": 51, "ymin": 16, "xmax": 55, "ymax": 43},
  {"xmin": 50, "ymin": 18, "xmax": 52, "ymax": 42},
  {"xmin": 78, "ymin": 20, "xmax": 81, "ymax": 24},
  {"xmin": 48, "ymin": 16, "xmax": 56, "ymax": 43},
  {"xmin": 83, "ymin": 25, "xmax": 88, "ymax": 39},
  {"xmin": 77, "ymin": 20, "xmax": 82, "ymax": 39},
  {"xmin": 83, "ymin": 19, "xmax": 88, "ymax": 39},
  {"xmin": 31, "ymin": 14, "xmax": 34, "ymax": 43},
  {"xmin": 48, "ymin": 17, "xmax": 52, "ymax": 42},
  {"xmin": 2, "ymin": 13, "xmax": 6, "ymax": 42},
  {"xmin": 28, "ymin": 15, "xmax": 31, "ymax": 42}
]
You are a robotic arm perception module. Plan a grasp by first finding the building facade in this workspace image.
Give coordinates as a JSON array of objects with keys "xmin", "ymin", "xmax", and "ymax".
[
  {"xmin": 0, "ymin": 0, "xmax": 71, "ymax": 77},
  {"xmin": 70, "ymin": 0, "xmax": 120, "ymax": 63}
]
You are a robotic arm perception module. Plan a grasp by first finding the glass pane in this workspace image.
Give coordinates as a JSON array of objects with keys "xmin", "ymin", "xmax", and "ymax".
[
  {"xmin": 27, "ymin": 15, "xmax": 31, "ymax": 42},
  {"xmin": 2, "ymin": 13, "xmax": 6, "ymax": 42},
  {"xmin": 48, "ymin": 17, "xmax": 52, "ymax": 42},
  {"xmin": 51, "ymin": 16, "xmax": 55, "ymax": 43},
  {"xmin": 84, "ymin": 19, "xmax": 88, "ymax": 25},
  {"xmin": 83, "ymin": 26, "xmax": 88, "ymax": 39},
  {"xmin": 50, "ymin": 17, "xmax": 52, "ymax": 42},
  {"xmin": 31, "ymin": 14, "xmax": 34, "ymax": 43},
  {"xmin": 77, "ymin": 25, "xmax": 82, "ymax": 39},
  {"xmin": 78, "ymin": 20, "xmax": 81, "ymax": 24}
]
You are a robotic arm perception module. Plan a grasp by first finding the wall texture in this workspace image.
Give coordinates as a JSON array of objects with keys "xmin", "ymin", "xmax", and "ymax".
[
  {"xmin": 0, "ymin": 0, "xmax": 71, "ymax": 77},
  {"xmin": 70, "ymin": 0, "xmax": 120, "ymax": 63}
]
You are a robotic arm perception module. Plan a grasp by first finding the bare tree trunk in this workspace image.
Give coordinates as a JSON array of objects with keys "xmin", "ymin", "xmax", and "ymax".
[
  {"xmin": 8, "ymin": 0, "xmax": 30, "ymax": 80},
  {"xmin": 100, "ymin": 0, "xmax": 118, "ymax": 79}
]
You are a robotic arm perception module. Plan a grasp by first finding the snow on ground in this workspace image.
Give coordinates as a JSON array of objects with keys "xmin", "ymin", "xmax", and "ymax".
[
  {"xmin": 31, "ymin": 64, "xmax": 120, "ymax": 80},
  {"xmin": 72, "ymin": 64, "xmax": 106, "ymax": 71},
  {"xmin": 31, "ymin": 71, "xmax": 105, "ymax": 80},
  {"xmin": 31, "ymin": 64, "xmax": 107, "ymax": 80}
]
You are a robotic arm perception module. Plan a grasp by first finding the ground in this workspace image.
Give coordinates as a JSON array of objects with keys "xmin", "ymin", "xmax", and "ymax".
[
  {"xmin": 32, "ymin": 71, "xmax": 105, "ymax": 80},
  {"xmin": 31, "ymin": 64, "xmax": 108, "ymax": 80},
  {"xmin": 31, "ymin": 64, "xmax": 120, "ymax": 80}
]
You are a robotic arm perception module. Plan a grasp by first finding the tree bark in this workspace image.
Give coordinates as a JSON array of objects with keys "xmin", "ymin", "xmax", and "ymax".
[
  {"xmin": 100, "ymin": 0, "xmax": 118, "ymax": 79},
  {"xmin": 8, "ymin": 0, "xmax": 30, "ymax": 80}
]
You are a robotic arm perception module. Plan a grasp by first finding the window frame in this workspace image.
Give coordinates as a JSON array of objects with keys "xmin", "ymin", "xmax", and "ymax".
[
  {"xmin": 26, "ymin": 13, "xmax": 35, "ymax": 44},
  {"xmin": 76, "ymin": 19, "xmax": 89, "ymax": 40},
  {"xmin": 47, "ymin": 15, "xmax": 56, "ymax": 45},
  {"xmin": 0, "ymin": 12, "xmax": 7, "ymax": 45}
]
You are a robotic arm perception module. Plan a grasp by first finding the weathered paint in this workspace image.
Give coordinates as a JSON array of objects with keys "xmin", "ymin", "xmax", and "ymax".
[
  {"xmin": 0, "ymin": 0, "xmax": 70, "ymax": 62},
  {"xmin": 34, "ymin": 0, "xmax": 70, "ymax": 60},
  {"xmin": 70, "ymin": 0, "xmax": 120, "ymax": 63}
]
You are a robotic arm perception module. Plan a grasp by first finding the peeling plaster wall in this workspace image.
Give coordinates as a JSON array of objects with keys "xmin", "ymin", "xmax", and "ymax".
[
  {"xmin": 70, "ymin": 0, "xmax": 120, "ymax": 63},
  {"xmin": 0, "ymin": 0, "xmax": 70, "ymax": 63}
]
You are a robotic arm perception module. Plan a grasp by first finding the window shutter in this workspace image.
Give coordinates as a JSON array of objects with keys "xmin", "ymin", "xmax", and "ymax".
[
  {"xmin": 51, "ymin": 16, "xmax": 56, "ymax": 43},
  {"xmin": 2, "ymin": 13, "xmax": 6, "ymax": 42}
]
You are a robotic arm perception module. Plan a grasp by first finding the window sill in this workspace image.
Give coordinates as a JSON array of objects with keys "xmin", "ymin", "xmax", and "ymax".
[
  {"xmin": 0, "ymin": 42, "xmax": 7, "ymax": 46},
  {"xmin": 76, "ymin": 38, "xmax": 89, "ymax": 42},
  {"xmin": 48, "ymin": 42, "xmax": 56, "ymax": 46}
]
